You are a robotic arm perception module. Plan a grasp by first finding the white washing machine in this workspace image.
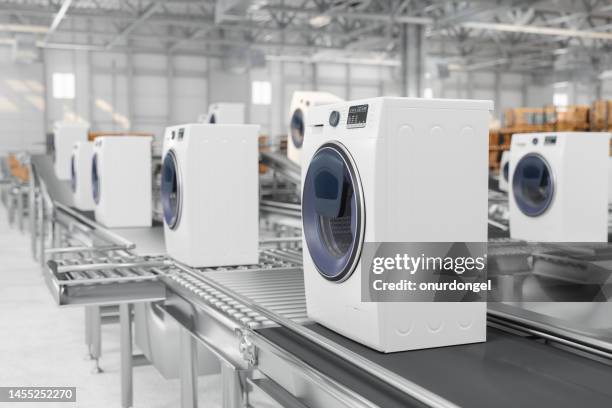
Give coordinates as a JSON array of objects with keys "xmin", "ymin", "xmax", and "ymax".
[
  {"xmin": 205, "ymin": 103, "xmax": 245, "ymax": 124},
  {"xmin": 608, "ymin": 157, "xmax": 612, "ymax": 204},
  {"xmin": 161, "ymin": 124, "xmax": 259, "ymax": 267},
  {"xmin": 93, "ymin": 136, "xmax": 152, "ymax": 228},
  {"xmin": 71, "ymin": 141, "xmax": 95, "ymax": 210},
  {"xmin": 509, "ymin": 132, "xmax": 610, "ymax": 242},
  {"xmin": 498, "ymin": 150, "xmax": 510, "ymax": 192},
  {"xmin": 301, "ymin": 97, "xmax": 492, "ymax": 352},
  {"xmin": 288, "ymin": 91, "xmax": 342, "ymax": 165},
  {"xmin": 53, "ymin": 121, "xmax": 89, "ymax": 180}
]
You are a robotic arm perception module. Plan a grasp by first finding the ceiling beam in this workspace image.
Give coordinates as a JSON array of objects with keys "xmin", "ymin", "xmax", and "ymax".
[
  {"xmin": 41, "ymin": 0, "xmax": 72, "ymax": 45},
  {"xmin": 105, "ymin": 1, "xmax": 162, "ymax": 49}
]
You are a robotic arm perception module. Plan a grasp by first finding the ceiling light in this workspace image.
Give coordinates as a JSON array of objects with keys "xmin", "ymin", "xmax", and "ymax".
[{"xmin": 309, "ymin": 15, "xmax": 332, "ymax": 28}]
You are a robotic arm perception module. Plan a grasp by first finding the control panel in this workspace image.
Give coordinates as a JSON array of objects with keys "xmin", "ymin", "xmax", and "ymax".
[{"xmin": 347, "ymin": 104, "xmax": 368, "ymax": 129}]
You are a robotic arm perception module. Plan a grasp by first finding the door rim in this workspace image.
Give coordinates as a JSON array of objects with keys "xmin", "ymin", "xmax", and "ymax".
[
  {"xmin": 512, "ymin": 152, "xmax": 555, "ymax": 217},
  {"xmin": 161, "ymin": 149, "xmax": 183, "ymax": 230},
  {"xmin": 302, "ymin": 141, "xmax": 366, "ymax": 283}
]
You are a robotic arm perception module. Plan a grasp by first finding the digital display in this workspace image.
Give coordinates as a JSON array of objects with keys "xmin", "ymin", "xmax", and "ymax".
[
  {"xmin": 347, "ymin": 104, "xmax": 368, "ymax": 129},
  {"xmin": 544, "ymin": 136, "xmax": 556, "ymax": 145}
]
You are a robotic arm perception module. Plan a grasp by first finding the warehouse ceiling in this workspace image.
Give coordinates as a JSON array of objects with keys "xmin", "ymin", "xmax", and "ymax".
[{"xmin": 0, "ymin": 0, "xmax": 612, "ymax": 74}]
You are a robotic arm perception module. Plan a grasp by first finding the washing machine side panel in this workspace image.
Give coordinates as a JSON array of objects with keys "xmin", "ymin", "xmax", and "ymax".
[
  {"xmin": 169, "ymin": 125, "xmax": 259, "ymax": 267},
  {"xmin": 381, "ymin": 101, "xmax": 489, "ymax": 243},
  {"xmin": 95, "ymin": 138, "xmax": 152, "ymax": 228},
  {"xmin": 54, "ymin": 125, "xmax": 88, "ymax": 180},
  {"xmin": 561, "ymin": 133, "xmax": 609, "ymax": 242},
  {"xmin": 377, "ymin": 100, "xmax": 489, "ymax": 352}
]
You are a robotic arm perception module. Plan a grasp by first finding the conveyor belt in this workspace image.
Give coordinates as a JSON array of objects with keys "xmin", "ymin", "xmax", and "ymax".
[
  {"xmin": 258, "ymin": 323, "xmax": 612, "ymax": 408},
  {"xmin": 164, "ymin": 248, "xmax": 307, "ymax": 329}
]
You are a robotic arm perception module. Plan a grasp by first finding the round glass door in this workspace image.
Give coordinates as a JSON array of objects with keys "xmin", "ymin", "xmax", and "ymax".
[
  {"xmin": 512, "ymin": 153, "xmax": 554, "ymax": 217},
  {"xmin": 302, "ymin": 142, "xmax": 365, "ymax": 282},
  {"xmin": 92, "ymin": 154, "xmax": 100, "ymax": 204},
  {"xmin": 70, "ymin": 154, "xmax": 77, "ymax": 193},
  {"xmin": 502, "ymin": 161, "xmax": 509, "ymax": 182},
  {"xmin": 290, "ymin": 108, "xmax": 305, "ymax": 148},
  {"xmin": 161, "ymin": 150, "xmax": 181, "ymax": 229}
]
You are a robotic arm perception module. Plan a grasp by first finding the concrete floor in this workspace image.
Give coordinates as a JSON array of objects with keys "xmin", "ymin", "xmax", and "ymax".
[{"xmin": 0, "ymin": 209, "xmax": 225, "ymax": 408}]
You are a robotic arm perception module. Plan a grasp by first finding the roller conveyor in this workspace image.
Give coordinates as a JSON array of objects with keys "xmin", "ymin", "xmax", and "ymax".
[{"xmin": 164, "ymin": 248, "xmax": 307, "ymax": 329}]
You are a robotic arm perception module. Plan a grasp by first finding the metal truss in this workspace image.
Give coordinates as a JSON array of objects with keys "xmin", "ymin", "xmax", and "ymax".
[{"xmin": 0, "ymin": 0, "xmax": 611, "ymax": 73}]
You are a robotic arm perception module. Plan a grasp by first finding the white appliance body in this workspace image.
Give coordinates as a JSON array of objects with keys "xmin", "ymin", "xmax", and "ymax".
[
  {"xmin": 53, "ymin": 122, "xmax": 89, "ymax": 180},
  {"xmin": 206, "ymin": 103, "xmax": 245, "ymax": 124},
  {"xmin": 608, "ymin": 157, "xmax": 612, "ymax": 204},
  {"xmin": 288, "ymin": 91, "xmax": 342, "ymax": 165},
  {"xmin": 162, "ymin": 124, "xmax": 259, "ymax": 267},
  {"xmin": 301, "ymin": 97, "xmax": 492, "ymax": 352},
  {"xmin": 93, "ymin": 136, "xmax": 152, "ymax": 228},
  {"xmin": 498, "ymin": 150, "xmax": 510, "ymax": 192},
  {"xmin": 509, "ymin": 132, "xmax": 610, "ymax": 242},
  {"xmin": 71, "ymin": 141, "xmax": 95, "ymax": 210}
]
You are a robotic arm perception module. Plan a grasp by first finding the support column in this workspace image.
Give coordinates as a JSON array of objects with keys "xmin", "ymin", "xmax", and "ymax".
[
  {"xmin": 120, "ymin": 304, "xmax": 133, "ymax": 408},
  {"xmin": 221, "ymin": 364, "xmax": 243, "ymax": 408},
  {"xmin": 400, "ymin": 24, "xmax": 425, "ymax": 98},
  {"xmin": 179, "ymin": 328, "xmax": 198, "ymax": 408}
]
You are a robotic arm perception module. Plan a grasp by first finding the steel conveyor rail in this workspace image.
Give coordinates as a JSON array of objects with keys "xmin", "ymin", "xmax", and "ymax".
[{"xmin": 170, "ymin": 261, "xmax": 459, "ymax": 408}]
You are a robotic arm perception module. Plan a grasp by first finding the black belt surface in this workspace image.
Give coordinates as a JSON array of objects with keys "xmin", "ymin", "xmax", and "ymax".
[{"xmin": 257, "ymin": 323, "xmax": 612, "ymax": 408}]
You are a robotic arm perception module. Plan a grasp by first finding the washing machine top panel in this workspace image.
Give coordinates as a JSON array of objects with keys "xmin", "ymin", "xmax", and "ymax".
[
  {"xmin": 290, "ymin": 108, "xmax": 305, "ymax": 148},
  {"xmin": 70, "ymin": 154, "xmax": 76, "ymax": 193},
  {"xmin": 302, "ymin": 142, "xmax": 365, "ymax": 282},
  {"xmin": 161, "ymin": 149, "xmax": 181, "ymax": 229},
  {"xmin": 92, "ymin": 153, "xmax": 100, "ymax": 204},
  {"xmin": 512, "ymin": 153, "xmax": 554, "ymax": 217}
]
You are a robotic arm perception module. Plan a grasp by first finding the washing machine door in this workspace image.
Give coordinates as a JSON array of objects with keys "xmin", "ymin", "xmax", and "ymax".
[
  {"xmin": 70, "ymin": 154, "xmax": 77, "ymax": 193},
  {"xmin": 92, "ymin": 153, "xmax": 100, "ymax": 204},
  {"xmin": 502, "ymin": 160, "xmax": 509, "ymax": 182},
  {"xmin": 302, "ymin": 142, "xmax": 365, "ymax": 282},
  {"xmin": 290, "ymin": 108, "xmax": 305, "ymax": 149},
  {"xmin": 161, "ymin": 150, "xmax": 181, "ymax": 229},
  {"xmin": 512, "ymin": 153, "xmax": 554, "ymax": 217}
]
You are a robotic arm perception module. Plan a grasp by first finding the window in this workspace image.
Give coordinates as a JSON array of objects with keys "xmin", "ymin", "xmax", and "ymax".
[
  {"xmin": 252, "ymin": 81, "xmax": 271, "ymax": 105},
  {"xmin": 552, "ymin": 92, "xmax": 568, "ymax": 108},
  {"xmin": 52, "ymin": 73, "xmax": 75, "ymax": 99},
  {"xmin": 552, "ymin": 82, "xmax": 568, "ymax": 108}
]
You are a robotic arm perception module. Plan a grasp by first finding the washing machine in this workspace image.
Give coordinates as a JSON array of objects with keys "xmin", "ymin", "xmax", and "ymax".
[
  {"xmin": 288, "ymin": 91, "xmax": 342, "ymax": 165},
  {"xmin": 161, "ymin": 124, "xmax": 259, "ymax": 267},
  {"xmin": 498, "ymin": 150, "xmax": 510, "ymax": 192},
  {"xmin": 509, "ymin": 132, "xmax": 610, "ymax": 242},
  {"xmin": 608, "ymin": 157, "xmax": 612, "ymax": 204},
  {"xmin": 205, "ymin": 102, "xmax": 245, "ymax": 124},
  {"xmin": 92, "ymin": 136, "xmax": 152, "ymax": 228},
  {"xmin": 71, "ymin": 141, "xmax": 95, "ymax": 210},
  {"xmin": 301, "ymin": 97, "xmax": 492, "ymax": 352},
  {"xmin": 53, "ymin": 121, "xmax": 89, "ymax": 180}
]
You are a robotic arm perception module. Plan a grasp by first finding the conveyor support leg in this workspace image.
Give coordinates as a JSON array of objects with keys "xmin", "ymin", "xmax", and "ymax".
[
  {"xmin": 179, "ymin": 328, "xmax": 198, "ymax": 408},
  {"xmin": 120, "ymin": 304, "xmax": 133, "ymax": 408}
]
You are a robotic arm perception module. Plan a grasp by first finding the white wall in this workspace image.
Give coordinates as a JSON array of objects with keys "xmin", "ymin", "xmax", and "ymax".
[
  {"xmin": 0, "ymin": 47, "xmax": 45, "ymax": 153},
  {"xmin": 9, "ymin": 42, "xmax": 602, "ymax": 155}
]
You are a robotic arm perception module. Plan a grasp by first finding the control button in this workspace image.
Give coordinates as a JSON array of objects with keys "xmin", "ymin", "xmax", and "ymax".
[
  {"xmin": 329, "ymin": 111, "xmax": 340, "ymax": 127},
  {"xmin": 532, "ymin": 138, "xmax": 538, "ymax": 145}
]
